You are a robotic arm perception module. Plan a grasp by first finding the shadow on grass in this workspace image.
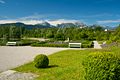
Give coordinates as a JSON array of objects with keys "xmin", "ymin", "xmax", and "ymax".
[
  {"xmin": 47, "ymin": 65, "xmax": 59, "ymax": 68},
  {"xmin": 39, "ymin": 65, "xmax": 59, "ymax": 69}
]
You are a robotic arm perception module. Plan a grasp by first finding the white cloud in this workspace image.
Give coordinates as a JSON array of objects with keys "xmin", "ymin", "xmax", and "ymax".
[
  {"xmin": 0, "ymin": 13, "xmax": 82, "ymax": 25},
  {"xmin": 19, "ymin": 13, "xmax": 59, "ymax": 20},
  {"xmin": 0, "ymin": 0, "xmax": 5, "ymax": 4},
  {"xmin": 47, "ymin": 19, "xmax": 80, "ymax": 26},
  {"xmin": 97, "ymin": 20, "xmax": 120, "ymax": 24},
  {"xmin": 19, "ymin": 14, "xmax": 46, "ymax": 20},
  {"xmin": 0, "ymin": 19, "xmax": 81, "ymax": 25},
  {"xmin": 1, "ymin": 13, "xmax": 81, "ymax": 25},
  {"xmin": 0, "ymin": 20, "xmax": 43, "ymax": 25}
]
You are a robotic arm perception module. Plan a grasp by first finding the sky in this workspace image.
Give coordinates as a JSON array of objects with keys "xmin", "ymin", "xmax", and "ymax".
[{"xmin": 0, "ymin": 0, "xmax": 120, "ymax": 27}]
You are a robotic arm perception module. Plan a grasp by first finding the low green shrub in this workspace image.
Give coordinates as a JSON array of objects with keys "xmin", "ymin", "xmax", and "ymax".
[
  {"xmin": 20, "ymin": 39, "xmax": 39, "ymax": 46},
  {"xmin": 98, "ymin": 41, "xmax": 104, "ymax": 44},
  {"xmin": 34, "ymin": 54, "xmax": 49, "ymax": 68},
  {"xmin": 106, "ymin": 40, "xmax": 113, "ymax": 44},
  {"xmin": 81, "ymin": 41, "xmax": 93, "ymax": 48},
  {"xmin": 0, "ymin": 39, "xmax": 7, "ymax": 46},
  {"xmin": 0, "ymin": 42, "xmax": 6, "ymax": 46},
  {"xmin": 82, "ymin": 52, "xmax": 120, "ymax": 80},
  {"xmin": 81, "ymin": 44, "xmax": 90, "ymax": 48},
  {"xmin": 31, "ymin": 43, "xmax": 68, "ymax": 47},
  {"xmin": 82, "ymin": 40, "xmax": 90, "ymax": 44}
]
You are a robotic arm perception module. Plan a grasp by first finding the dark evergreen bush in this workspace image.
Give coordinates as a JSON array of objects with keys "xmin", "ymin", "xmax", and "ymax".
[
  {"xmin": 83, "ymin": 52, "xmax": 120, "ymax": 80},
  {"xmin": 34, "ymin": 54, "xmax": 49, "ymax": 68}
]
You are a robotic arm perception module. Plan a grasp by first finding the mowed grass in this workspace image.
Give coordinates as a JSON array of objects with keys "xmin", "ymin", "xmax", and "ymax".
[{"xmin": 14, "ymin": 49, "xmax": 100, "ymax": 80}]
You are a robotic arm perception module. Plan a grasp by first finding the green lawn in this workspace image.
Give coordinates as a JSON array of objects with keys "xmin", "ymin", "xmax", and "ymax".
[
  {"xmin": 14, "ymin": 48, "xmax": 112, "ymax": 80},
  {"xmin": 14, "ymin": 49, "xmax": 94, "ymax": 80}
]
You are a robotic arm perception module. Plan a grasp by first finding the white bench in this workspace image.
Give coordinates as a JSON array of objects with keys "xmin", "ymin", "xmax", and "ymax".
[
  {"xmin": 69, "ymin": 43, "xmax": 81, "ymax": 48},
  {"xmin": 6, "ymin": 42, "xmax": 17, "ymax": 46}
]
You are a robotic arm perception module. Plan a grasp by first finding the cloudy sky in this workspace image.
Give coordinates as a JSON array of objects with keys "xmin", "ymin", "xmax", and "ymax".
[{"xmin": 0, "ymin": 0, "xmax": 120, "ymax": 27}]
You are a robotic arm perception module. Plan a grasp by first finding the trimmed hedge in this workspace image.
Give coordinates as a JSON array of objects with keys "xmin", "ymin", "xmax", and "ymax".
[
  {"xmin": 17, "ymin": 39, "xmax": 39, "ymax": 46},
  {"xmin": 82, "ymin": 52, "xmax": 120, "ymax": 80},
  {"xmin": 81, "ymin": 41, "xmax": 94, "ymax": 48},
  {"xmin": 31, "ymin": 40, "xmax": 93, "ymax": 48},
  {"xmin": 34, "ymin": 54, "xmax": 49, "ymax": 68},
  {"xmin": 0, "ymin": 39, "xmax": 7, "ymax": 46},
  {"xmin": 31, "ymin": 43, "xmax": 68, "ymax": 47}
]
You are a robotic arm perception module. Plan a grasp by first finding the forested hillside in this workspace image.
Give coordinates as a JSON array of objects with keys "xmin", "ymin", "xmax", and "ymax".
[{"xmin": 0, "ymin": 22, "xmax": 120, "ymax": 44}]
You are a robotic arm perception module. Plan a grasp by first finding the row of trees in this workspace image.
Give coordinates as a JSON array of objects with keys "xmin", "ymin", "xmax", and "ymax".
[
  {"xmin": 0, "ymin": 24, "xmax": 120, "ymax": 43},
  {"xmin": 0, "ymin": 26, "xmax": 24, "ymax": 41},
  {"xmin": 22, "ymin": 25, "xmax": 110, "ymax": 41}
]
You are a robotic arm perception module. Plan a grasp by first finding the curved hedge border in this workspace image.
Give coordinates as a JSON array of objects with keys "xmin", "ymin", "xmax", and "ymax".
[
  {"xmin": 82, "ymin": 52, "xmax": 120, "ymax": 80},
  {"xmin": 81, "ymin": 41, "xmax": 94, "ymax": 48},
  {"xmin": 31, "ymin": 43, "xmax": 68, "ymax": 47}
]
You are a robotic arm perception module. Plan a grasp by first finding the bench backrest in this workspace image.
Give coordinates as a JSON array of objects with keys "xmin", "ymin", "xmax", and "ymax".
[
  {"xmin": 6, "ymin": 42, "xmax": 17, "ymax": 46},
  {"xmin": 69, "ymin": 43, "xmax": 81, "ymax": 48}
]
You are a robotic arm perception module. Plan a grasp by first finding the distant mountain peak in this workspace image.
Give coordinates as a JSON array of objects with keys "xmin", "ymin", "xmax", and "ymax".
[
  {"xmin": 57, "ymin": 22, "xmax": 86, "ymax": 28},
  {"xmin": 0, "ymin": 19, "xmax": 86, "ymax": 29},
  {"xmin": 41, "ymin": 21, "xmax": 50, "ymax": 26}
]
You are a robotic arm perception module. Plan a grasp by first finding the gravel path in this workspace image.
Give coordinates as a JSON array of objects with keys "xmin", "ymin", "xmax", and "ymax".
[
  {"xmin": 0, "ymin": 46, "xmax": 69, "ymax": 72},
  {"xmin": 93, "ymin": 41, "xmax": 102, "ymax": 49},
  {"xmin": 0, "ymin": 70, "xmax": 38, "ymax": 80}
]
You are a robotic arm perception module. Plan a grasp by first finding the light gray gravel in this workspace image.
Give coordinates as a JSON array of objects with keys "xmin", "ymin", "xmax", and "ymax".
[
  {"xmin": 0, "ymin": 46, "xmax": 69, "ymax": 72},
  {"xmin": 93, "ymin": 41, "xmax": 102, "ymax": 49},
  {"xmin": 0, "ymin": 70, "xmax": 38, "ymax": 80}
]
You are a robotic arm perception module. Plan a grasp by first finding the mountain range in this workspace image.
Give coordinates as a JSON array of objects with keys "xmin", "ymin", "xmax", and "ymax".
[{"xmin": 0, "ymin": 21, "xmax": 86, "ymax": 29}]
